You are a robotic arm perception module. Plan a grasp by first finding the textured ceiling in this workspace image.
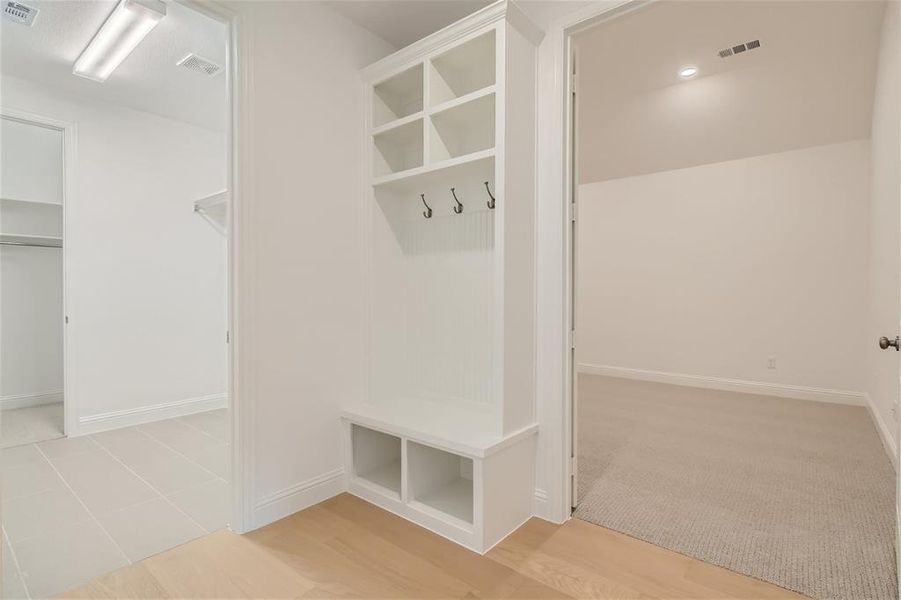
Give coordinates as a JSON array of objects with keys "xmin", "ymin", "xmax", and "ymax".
[
  {"xmin": 1, "ymin": 0, "xmax": 227, "ymax": 131},
  {"xmin": 574, "ymin": 0, "xmax": 885, "ymax": 183},
  {"xmin": 329, "ymin": 1, "xmax": 593, "ymax": 49}
]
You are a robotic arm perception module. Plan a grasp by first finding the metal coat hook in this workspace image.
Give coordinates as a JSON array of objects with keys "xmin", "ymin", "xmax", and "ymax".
[
  {"xmin": 484, "ymin": 181, "xmax": 495, "ymax": 209},
  {"xmin": 451, "ymin": 188, "xmax": 463, "ymax": 214},
  {"xmin": 420, "ymin": 193, "xmax": 432, "ymax": 219}
]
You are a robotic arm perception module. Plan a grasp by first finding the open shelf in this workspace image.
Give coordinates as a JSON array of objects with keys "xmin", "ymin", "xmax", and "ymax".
[
  {"xmin": 0, "ymin": 233, "xmax": 63, "ymax": 248},
  {"xmin": 1, "ymin": 196, "xmax": 63, "ymax": 239},
  {"xmin": 372, "ymin": 111, "xmax": 424, "ymax": 137},
  {"xmin": 429, "ymin": 31, "xmax": 495, "ymax": 107},
  {"xmin": 430, "ymin": 85, "xmax": 495, "ymax": 118},
  {"xmin": 429, "ymin": 91, "xmax": 495, "ymax": 162},
  {"xmin": 373, "ymin": 118, "xmax": 424, "ymax": 177},
  {"xmin": 408, "ymin": 441, "xmax": 474, "ymax": 526},
  {"xmin": 373, "ymin": 148, "xmax": 493, "ymax": 191},
  {"xmin": 374, "ymin": 64, "xmax": 424, "ymax": 128},
  {"xmin": 351, "ymin": 424, "xmax": 402, "ymax": 498},
  {"xmin": 194, "ymin": 191, "xmax": 228, "ymax": 236},
  {"xmin": 1, "ymin": 197, "xmax": 62, "ymax": 207}
]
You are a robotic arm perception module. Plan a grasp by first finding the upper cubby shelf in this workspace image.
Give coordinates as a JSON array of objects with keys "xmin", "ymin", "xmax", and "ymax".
[
  {"xmin": 373, "ymin": 118, "xmax": 424, "ymax": 178},
  {"xmin": 373, "ymin": 148, "xmax": 493, "ymax": 191},
  {"xmin": 429, "ymin": 30, "xmax": 496, "ymax": 107},
  {"xmin": 373, "ymin": 64, "xmax": 424, "ymax": 128},
  {"xmin": 429, "ymin": 91, "xmax": 495, "ymax": 162}
]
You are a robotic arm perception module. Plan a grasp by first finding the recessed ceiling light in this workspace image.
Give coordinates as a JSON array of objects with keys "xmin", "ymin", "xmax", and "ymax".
[
  {"xmin": 73, "ymin": 0, "xmax": 166, "ymax": 82},
  {"xmin": 679, "ymin": 66, "xmax": 699, "ymax": 79}
]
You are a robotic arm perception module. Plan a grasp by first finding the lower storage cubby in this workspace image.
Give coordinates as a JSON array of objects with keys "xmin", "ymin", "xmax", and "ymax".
[
  {"xmin": 351, "ymin": 424, "xmax": 402, "ymax": 498},
  {"xmin": 343, "ymin": 410, "xmax": 538, "ymax": 553},
  {"xmin": 407, "ymin": 441, "xmax": 474, "ymax": 526}
]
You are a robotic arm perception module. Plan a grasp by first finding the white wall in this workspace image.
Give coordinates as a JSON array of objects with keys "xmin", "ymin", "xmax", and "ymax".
[
  {"xmin": 223, "ymin": 1, "xmax": 394, "ymax": 527},
  {"xmin": 0, "ymin": 75, "xmax": 228, "ymax": 429},
  {"xmin": 576, "ymin": 140, "xmax": 870, "ymax": 394},
  {"xmin": 866, "ymin": 0, "xmax": 901, "ymax": 451}
]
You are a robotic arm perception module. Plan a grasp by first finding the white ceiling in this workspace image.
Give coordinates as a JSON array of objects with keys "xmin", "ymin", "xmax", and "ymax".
[
  {"xmin": 330, "ymin": 0, "xmax": 492, "ymax": 48},
  {"xmin": 575, "ymin": 0, "xmax": 886, "ymax": 183},
  {"xmin": 330, "ymin": 1, "xmax": 592, "ymax": 48},
  {"xmin": 1, "ymin": 0, "xmax": 227, "ymax": 131}
]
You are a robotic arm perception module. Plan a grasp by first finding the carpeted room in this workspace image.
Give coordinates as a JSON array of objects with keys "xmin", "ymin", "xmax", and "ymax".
[{"xmin": 571, "ymin": 1, "xmax": 899, "ymax": 599}]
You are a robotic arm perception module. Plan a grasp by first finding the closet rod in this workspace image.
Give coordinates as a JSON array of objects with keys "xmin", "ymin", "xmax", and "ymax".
[{"xmin": 0, "ymin": 241, "xmax": 62, "ymax": 248}]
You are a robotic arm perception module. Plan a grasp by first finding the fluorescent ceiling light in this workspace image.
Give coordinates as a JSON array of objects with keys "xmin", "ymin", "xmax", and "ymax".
[
  {"xmin": 679, "ymin": 66, "xmax": 699, "ymax": 79},
  {"xmin": 73, "ymin": 0, "xmax": 166, "ymax": 82}
]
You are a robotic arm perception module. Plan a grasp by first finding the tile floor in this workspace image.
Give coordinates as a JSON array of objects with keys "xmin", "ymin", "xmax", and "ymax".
[
  {"xmin": 1, "ymin": 404, "xmax": 64, "ymax": 449},
  {"xmin": 1, "ymin": 409, "xmax": 230, "ymax": 599}
]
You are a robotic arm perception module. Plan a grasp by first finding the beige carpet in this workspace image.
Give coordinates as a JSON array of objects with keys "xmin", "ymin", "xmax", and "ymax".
[{"xmin": 576, "ymin": 375, "xmax": 897, "ymax": 600}]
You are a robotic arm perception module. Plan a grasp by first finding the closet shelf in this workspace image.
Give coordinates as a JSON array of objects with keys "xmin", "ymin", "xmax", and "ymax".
[
  {"xmin": 342, "ymin": 400, "xmax": 537, "ymax": 458},
  {"xmin": 1, "ymin": 197, "xmax": 62, "ymax": 207},
  {"xmin": 0, "ymin": 233, "xmax": 63, "ymax": 248},
  {"xmin": 372, "ymin": 148, "xmax": 494, "ymax": 191},
  {"xmin": 429, "ymin": 85, "xmax": 495, "ymax": 118},
  {"xmin": 194, "ymin": 190, "xmax": 228, "ymax": 236},
  {"xmin": 372, "ymin": 111, "xmax": 424, "ymax": 136}
]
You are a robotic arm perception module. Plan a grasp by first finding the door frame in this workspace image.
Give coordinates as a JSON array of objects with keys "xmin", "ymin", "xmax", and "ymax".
[
  {"xmin": 179, "ymin": 0, "xmax": 252, "ymax": 534},
  {"xmin": 544, "ymin": 0, "xmax": 654, "ymax": 520},
  {"xmin": 549, "ymin": 1, "xmax": 901, "ymax": 594},
  {"xmin": 0, "ymin": 109, "xmax": 77, "ymax": 436},
  {"xmin": 1, "ymin": 1, "xmax": 252, "ymax": 534}
]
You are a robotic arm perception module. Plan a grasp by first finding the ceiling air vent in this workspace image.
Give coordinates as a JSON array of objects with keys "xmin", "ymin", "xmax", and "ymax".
[
  {"xmin": 3, "ymin": 1, "xmax": 38, "ymax": 26},
  {"xmin": 718, "ymin": 39, "xmax": 761, "ymax": 58},
  {"xmin": 177, "ymin": 53, "xmax": 222, "ymax": 77}
]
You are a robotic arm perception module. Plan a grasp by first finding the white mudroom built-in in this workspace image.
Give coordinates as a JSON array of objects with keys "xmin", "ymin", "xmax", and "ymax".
[{"xmin": 342, "ymin": 3, "xmax": 542, "ymax": 553}]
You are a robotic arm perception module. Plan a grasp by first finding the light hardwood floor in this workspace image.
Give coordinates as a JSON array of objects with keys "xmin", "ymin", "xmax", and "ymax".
[{"xmin": 63, "ymin": 493, "xmax": 808, "ymax": 599}]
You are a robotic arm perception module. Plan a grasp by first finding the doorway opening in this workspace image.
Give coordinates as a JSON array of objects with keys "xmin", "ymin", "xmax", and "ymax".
[
  {"xmin": 0, "ymin": 1, "xmax": 237, "ymax": 597},
  {"xmin": 0, "ymin": 113, "xmax": 68, "ymax": 448},
  {"xmin": 567, "ymin": 1, "xmax": 899, "ymax": 598}
]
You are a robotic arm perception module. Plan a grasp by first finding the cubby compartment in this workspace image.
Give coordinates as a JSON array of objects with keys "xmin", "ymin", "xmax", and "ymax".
[
  {"xmin": 428, "ymin": 93, "xmax": 495, "ymax": 162},
  {"xmin": 351, "ymin": 424, "xmax": 402, "ymax": 498},
  {"xmin": 407, "ymin": 441, "xmax": 474, "ymax": 526},
  {"xmin": 373, "ymin": 64, "xmax": 424, "ymax": 127},
  {"xmin": 429, "ymin": 31, "xmax": 495, "ymax": 107},
  {"xmin": 373, "ymin": 118, "xmax": 424, "ymax": 177}
]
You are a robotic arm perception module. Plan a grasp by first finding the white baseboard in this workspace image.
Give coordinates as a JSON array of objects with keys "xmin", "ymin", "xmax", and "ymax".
[
  {"xmin": 78, "ymin": 393, "xmax": 228, "ymax": 435},
  {"xmin": 577, "ymin": 364, "xmax": 866, "ymax": 406},
  {"xmin": 0, "ymin": 390, "xmax": 63, "ymax": 410},
  {"xmin": 864, "ymin": 393, "xmax": 898, "ymax": 471},
  {"xmin": 252, "ymin": 468, "xmax": 345, "ymax": 529}
]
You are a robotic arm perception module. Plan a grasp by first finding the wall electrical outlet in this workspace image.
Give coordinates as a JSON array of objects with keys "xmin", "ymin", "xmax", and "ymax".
[{"xmin": 767, "ymin": 356, "xmax": 776, "ymax": 369}]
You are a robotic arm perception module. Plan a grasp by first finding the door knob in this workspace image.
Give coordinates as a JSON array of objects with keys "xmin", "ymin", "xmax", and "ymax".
[{"xmin": 879, "ymin": 336, "xmax": 899, "ymax": 351}]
